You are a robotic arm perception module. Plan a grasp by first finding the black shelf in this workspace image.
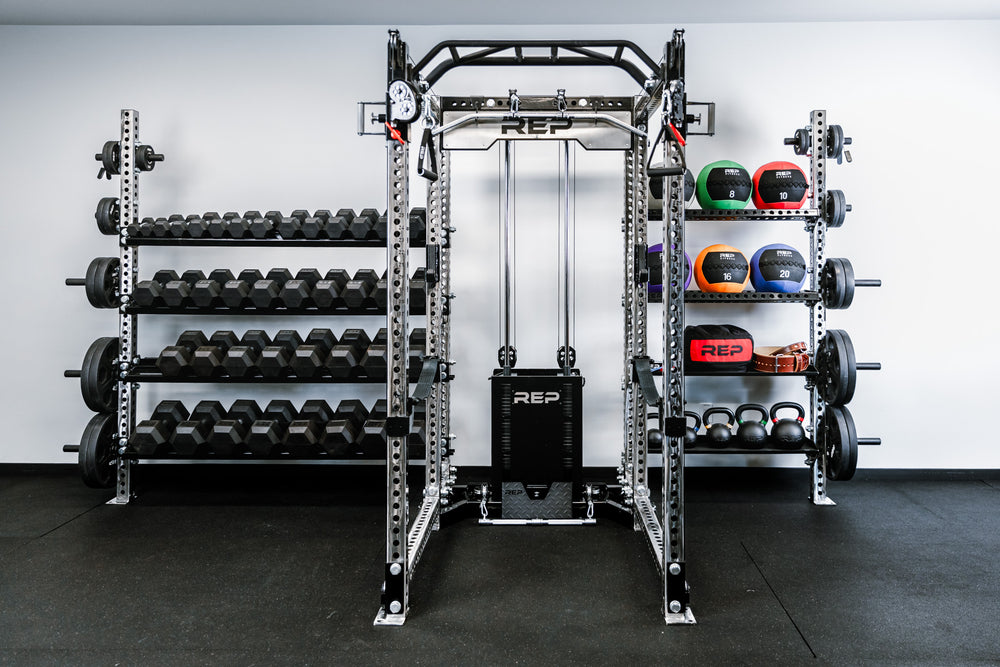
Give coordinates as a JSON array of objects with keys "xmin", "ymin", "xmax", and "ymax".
[
  {"xmin": 124, "ymin": 238, "xmax": 425, "ymax": 248},
  {"xmin": 126, "ymin": 304, "xmax": 427, "ymax": 316},
  {"xmin": 685, "ymin": 208, "xmax": 821, "ymax": 222},
  {"xmin": 649, "ymin": 291, "xmax": 821, "ymax": 304},
  {"xmin": 126, "ymin": 360, "xmax": 417, "ymax": 384}
]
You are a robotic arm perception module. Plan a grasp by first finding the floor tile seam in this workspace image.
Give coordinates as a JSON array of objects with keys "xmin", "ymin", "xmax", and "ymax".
[{"xmin": 740, "ymin": 541, "xmax": 817, "ymax": 660}]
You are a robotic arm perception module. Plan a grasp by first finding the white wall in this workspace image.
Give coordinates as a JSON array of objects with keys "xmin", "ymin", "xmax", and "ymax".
[{"xmin": 0, "ymin": 21, "xmax": 997, "ymax": 467}]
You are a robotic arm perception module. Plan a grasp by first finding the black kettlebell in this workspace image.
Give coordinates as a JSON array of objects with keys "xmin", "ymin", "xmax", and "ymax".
[
  {"xmin": 770, "ymin": 402, "xmax": 806, "ymax": 449},
  {"xmin": 702, "ymin": 407, "xmax": 734, "ymax": 448},
  {"xmin": 684, "ymin": 411, "xmax": 701, "ymax": 448},
  {"xmin": 735, "ymin": 403, "xmax": 768, "ymax": 449}
]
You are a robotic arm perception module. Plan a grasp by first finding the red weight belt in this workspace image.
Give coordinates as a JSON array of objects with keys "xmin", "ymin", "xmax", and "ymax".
[{"xmin": 752, "ymin": 342, "xmax": 810, "ymax": 373}]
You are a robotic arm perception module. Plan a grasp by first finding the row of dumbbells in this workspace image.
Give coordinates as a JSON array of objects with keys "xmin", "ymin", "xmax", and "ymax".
[
  {"xmin": 130, "ymin": 398, "xmax": 428, "ymax": 459},
  {"xmin": 154, "ymin": 327, "xmax": 426, "ymax": 380},
  {"xmin": 132, "ymin": 267, "xmax": 427, "ymax": 313},
  {"xmin": 127, "ymin": 208, "xmax": 427, "ymax": 243}
]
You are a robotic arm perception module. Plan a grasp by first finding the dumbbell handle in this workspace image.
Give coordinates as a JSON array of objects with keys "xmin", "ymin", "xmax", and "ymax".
[
  {"xmin": 63, "ymin": 444, "xmax": 80, "ymax": 453},
  {"xmin": 64, "ymin": 370, "xmax": 81, "ymax": 378},
  {"xmin": 857, "ymin": 362, "xmax": 881, "ymax": 371},
  {"xmin": 65, "ymin": 278, "xmax": 86, "ymax": 286},
  {"xmin": 856, "ymin": 279, "xmax": 882, "ymax": 287},
  {"xmin": 859, "ymin": 438, "xmax": 881, "ymax": 445}
]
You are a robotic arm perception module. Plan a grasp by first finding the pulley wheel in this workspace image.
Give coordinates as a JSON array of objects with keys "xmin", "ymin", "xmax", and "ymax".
[
  {"xmin": 79, "ymin": 412, "xmax": 117, "ymax": 488},
  {"xmin": 81, "ymin": 337, "xmax": 119, "ymax": 413},
  {"xmin": 825, "ymin": 189, "xmax": 848, "ymax": 228},
  {"xmin": 821, "ymin": 405, "xmax": 858, "ymax": 481},
  {"xmin": 95, "ymin": 197, "xmax": 120, "ymax": 235},
  {"xmin": 817, "ymin": 329, "xmax": 857, "ymax": 406},
  {"xmin": 84, "ymin": 257, "xmax": 119, "ymax": 309}
]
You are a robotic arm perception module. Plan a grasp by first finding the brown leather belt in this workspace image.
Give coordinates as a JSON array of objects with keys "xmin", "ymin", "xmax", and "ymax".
[{"xmin": 752, "ymin": 342, "xmax": 810, "ymax": 373}]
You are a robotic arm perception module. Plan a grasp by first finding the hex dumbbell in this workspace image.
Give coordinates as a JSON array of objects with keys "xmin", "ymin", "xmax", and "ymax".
[
  {"xmin": 172, "ymin": 400, "xmax": 226, "ymax": 456},
  {"xmin": 156, "ymin": 330, "xmax": 210, "ymax": 376}
]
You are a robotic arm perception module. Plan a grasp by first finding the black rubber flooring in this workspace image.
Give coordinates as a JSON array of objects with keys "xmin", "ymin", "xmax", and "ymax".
[{"xmin": 0, "ymin": 466, "xmax": 997, "ymax": 665}]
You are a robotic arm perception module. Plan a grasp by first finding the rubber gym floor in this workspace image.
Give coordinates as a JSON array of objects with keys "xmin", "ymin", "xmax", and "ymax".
[{"xmin": 0, "ymin": 465, "xmax": 997, "ymax": 665}]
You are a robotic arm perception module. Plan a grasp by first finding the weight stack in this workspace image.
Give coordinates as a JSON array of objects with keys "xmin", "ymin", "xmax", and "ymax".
[{"xmin": 490, "ymin": 369, "xmax": 583, "ymax": 519}]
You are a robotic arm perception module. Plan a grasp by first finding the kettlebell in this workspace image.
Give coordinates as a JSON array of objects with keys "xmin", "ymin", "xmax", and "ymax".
[
  {"xmin": 769, "ymin": 401, "xmax": 806, "ymax": 449},
  {"xmin": 684, "ymin": 411, "xmax": 701, "ymax": 448},
  {"xmin": 735, "ymin": 403, "xmax": 768, "ymax": 449},
  {"xmin": 702, "ymin": 407, "xmax": 734, "ymax": 448}
]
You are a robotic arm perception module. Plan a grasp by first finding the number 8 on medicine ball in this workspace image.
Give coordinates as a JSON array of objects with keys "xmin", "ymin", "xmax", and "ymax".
[
  {"xmin": 749, "ymin": 243, "xmax": 807, "ymax": 293},
  {"xmin": 695, "ymin": 160, "xmax": 752, "ymax": 209},
  {"xmin": 694, "ymin": 244, "xmax": 749, "ymax": 293}
]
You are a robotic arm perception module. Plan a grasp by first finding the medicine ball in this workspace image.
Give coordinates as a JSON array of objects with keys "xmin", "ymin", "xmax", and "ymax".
[
  {"xmin": 749, "ymin": 243, "xmax": 807, "ymax": 293},
  {"xmin": 647, "ymin": 244, "xmax": 692, "ymax": 292},
  {"xmin": 694, "ymin": 244, "xmax": 749, "ymax": 293},
  {"xmin": 695, "ymin": 160, "xmax": 752, "ymax": 210},
  {"xmin": 752, "ymin": 161, "xmax": 809, "ymax": 209}
]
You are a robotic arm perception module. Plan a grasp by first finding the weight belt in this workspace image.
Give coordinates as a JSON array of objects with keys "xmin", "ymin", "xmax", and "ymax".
[{"xmin": 752, "ymin": 342, "xmax": 810, "ymax": 373}]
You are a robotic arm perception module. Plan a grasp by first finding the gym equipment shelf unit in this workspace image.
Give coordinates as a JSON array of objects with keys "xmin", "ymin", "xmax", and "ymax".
[
  {"xmin": 374, "ymin": 28, "xmax": 701, "ymax": 626},
  {"xmin": 75, "ymin": 108, "xmax": 438, "ymax": 501},
  {"xmin": 664, "ymin": 110, "xmax": 844, "ymax": 508}
]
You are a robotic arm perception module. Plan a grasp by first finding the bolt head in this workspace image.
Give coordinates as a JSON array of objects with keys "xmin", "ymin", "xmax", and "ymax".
[
  {"xmin": 389, "ymin": 563, "xmax": 402, "ymax": 576},
  {"xmin": 669, "ymin": 563, "xmax": 681, "ymax": 575},
  {"xmin": 389, "ymin": 600, "xmax": 402, "ymax": 614},
  {"xmin": 669, "ymin": 600, "xmax": 682, "ymax": 613}
]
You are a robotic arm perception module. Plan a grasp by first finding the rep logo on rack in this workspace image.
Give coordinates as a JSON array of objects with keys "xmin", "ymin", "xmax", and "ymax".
[
  {"xmin": 500, "ymin": 118, "xmax": 574, "ymax": 135},
  {"xmin": 512, "ymin": 391, "xmax": 561, "ymax": 405}
]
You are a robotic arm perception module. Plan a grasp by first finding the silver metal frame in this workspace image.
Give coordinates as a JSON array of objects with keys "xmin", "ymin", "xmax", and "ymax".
[{"xmin": 112, "ymin": 109, "xmax": 139, "ymax": 505}]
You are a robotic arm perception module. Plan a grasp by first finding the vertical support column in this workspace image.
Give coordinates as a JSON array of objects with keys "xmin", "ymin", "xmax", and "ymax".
[
  {"xmin": 662, "ymin": 137, "xmax": 694, "ymax": 624},
  {"xmin": 375, "ymin": 137, "xmax": 411, "ymax": 625},
  {"xmin": 435, "ymin": 148, "xmax": 456, "ymax": 503},
  {"xmin": 808, "ymin": 110, "xmax": 833, "ymax": 506},
  {"xmin": 112, "ymin": 108, "xmax": 139, "ymax": 505},
  {"xmin": 425, "ymin": 138, "xmax": 449, "ymax": 508},
  {"xmin": 622, "ymin": 137, "xmax": 649, "ymax": 517}
]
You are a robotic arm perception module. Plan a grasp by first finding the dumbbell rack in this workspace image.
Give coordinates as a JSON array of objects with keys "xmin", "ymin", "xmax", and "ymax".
[{"xmin": 73, "ymin": 109, "xmax": 445, "ymax": 508}]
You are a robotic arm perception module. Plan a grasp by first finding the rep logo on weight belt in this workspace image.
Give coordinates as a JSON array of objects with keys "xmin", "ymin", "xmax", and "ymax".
[{"xmin": 689, "ymin": 339, "xmax": 752, "ymax": 363}]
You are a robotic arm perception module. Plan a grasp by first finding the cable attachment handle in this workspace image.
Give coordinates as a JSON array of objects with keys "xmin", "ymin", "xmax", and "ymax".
[{"xmin": 417, "ymin": 127, "xmax": 438, "ymax": 182}]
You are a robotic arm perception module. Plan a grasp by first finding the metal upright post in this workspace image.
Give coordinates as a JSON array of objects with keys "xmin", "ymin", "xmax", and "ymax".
[
  {"xmin": 807, "ymin": 110, "xmax": 834, "ymax": 506},
  {"xmin": 111, "ymin": 108, "xmax": 139, "ymax": 505},
  {"xmin": 558, "ymin": 140, "xmax": 575, "ymax": 376}
]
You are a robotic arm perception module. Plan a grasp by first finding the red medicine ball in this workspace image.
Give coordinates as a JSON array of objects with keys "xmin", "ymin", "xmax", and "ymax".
[{"xmin": 752, "ymin": 161, "xmax": 808, "ymax": 210}]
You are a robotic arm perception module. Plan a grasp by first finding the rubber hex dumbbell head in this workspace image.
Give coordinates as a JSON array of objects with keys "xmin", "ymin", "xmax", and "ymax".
[
  {"xmin": 212, "ymin": 400, "xmax": 261, "ymax": 454},
  {"xmin": 301, "ymin": 211, "xmax": 331, "ymax": 239},
  {"xmin": 335, "ymin": 399, "xmax": 369, "ymax": 427},
  {"xmin": 131, "ymin": 280, "xmax": 164, "ymax": 308},
  {"xmin": 162, "ymin": 280, "xmax": 191, "ymax": 308},
  {"xmin": 325, "ymin": 213, "xmax": 351, "ymax": 240},
  {"xmin": 190, "ymin": 279, "xmax": 222, "ymax": 308},
  {"xmin": 153, "ymin": 269, "xmax": 180, "ymax": 285},
  {"xmin": 250, "ymin": 279, "xmax": 281, "ymax": 309},
  {"xmin": 285, "ymin": 419, "xmax": 323, "ymax": 456},
  {"xmin": 264, "ymin": 400, "xmax": 298, "ymax": 424},
  {"xmin": 290, "ymin": 328, "xmax": 339, "ymax": 378},
  {"xmin": 221, "ymin": 280, "xmax": 251, "ymax": 308},
  {"xmin": 131, "ymin": 420, "xmax": 172, "ymax": 457},
  {"xmin": 280, "ymin": 279, "xmax": 312, "ymax": 309},
  {"xmin": 258, "ymin": 331, "xmax": 303, "ymax": 378},
  {"xmin": 322, "ymin": 419, "xmax": 358, "ymax": 456},
  {"xmin": 246, "ymin": 420, "xmax": 284, "ymax": 456},
  {"xmin": 156, "ymin": 330, "xmax": 209, "ymax": 376}
]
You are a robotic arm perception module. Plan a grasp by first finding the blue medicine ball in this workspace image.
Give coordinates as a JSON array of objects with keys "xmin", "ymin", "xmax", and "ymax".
[{"xmin": 750, "ymin": 243, "xmax": 807, "ymax": 292}]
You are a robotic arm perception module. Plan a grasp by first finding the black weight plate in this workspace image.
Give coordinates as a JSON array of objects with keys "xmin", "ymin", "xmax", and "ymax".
[
  {"xmin": 827, "ymin": 125, "xmax": 844, "ymax": 161},
  {"xmin": 81, "ymin": 337, "xmax": 119, "ymax": 413},
  {"xmin": 818, "ymin": 329, "xmax": 854, "ymax": 405},
  {"xmin": 839, "ymin": 257, "xmax": 856, "ymax": 309},
  {"xmin": 822, "ymin": 259, "xmax": 846, "ymax": 310},
  {"xmin": 826, "ymin": 189, "xmax": 847, "ymax": 228},
  {"xmin": 830, "ymin": 329, "xmax": 857, "ymax": 404},
  {"xmin": 95, "ymin": 197, "xmax": 119, "ymax": 235},
  {"xmin": 824, "ymin": 405, "xmax": 858, "ymax": 481},
  {"xmin": 80, "ymin": 412, "xmax": 117, "ymax": 488},
  {"xmin": 84, "ymin": 257, "xmax": 119, "ymax": 309}
]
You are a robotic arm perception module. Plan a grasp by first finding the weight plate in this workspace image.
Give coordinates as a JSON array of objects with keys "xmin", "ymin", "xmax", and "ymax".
[
  {"xmin": 827, "ymin": 125, "xmax": 844, "ymax": 161},
  {"xmin": 826, "ymin": 189, "xmax": 847, "ymax": 228},
  {"xmin": 79, "ymin": 412, "xmax": 117, "ymax": 488},
  {"xmin": 823, "ymin": 405, "xmax": 858, "ymax": 481},
  {"xmin": 101, "ymin": 140, "xmax": 120, "ymax": 176},
  {"xmin": 817, "ymin": 329, "xmax": 856, "ymax": 406},
  {"xmin": 821, "ymin": 258, "xmax": 846, "ymax": 309},
  {"xmin": 95, "ymin": 197, "xmax": 119, "ymax": 235},
  {"xmin": 81, "ymin": 337, "xmax": 119, "ymax": 413},
  {"xmin": 839, "ymin": 257, "xmax": 856, "ymax": 309},
  {"xmin": 84, "ymin": 257, "xmax": 119, "ymax": 309}
]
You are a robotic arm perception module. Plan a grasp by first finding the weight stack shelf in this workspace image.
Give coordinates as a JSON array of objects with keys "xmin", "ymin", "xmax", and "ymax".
[
  {"xmin": 126, "ymin": 361, "xmax": 422, "ymax": 383},
  {"xmin": 649, "ymin": 291, "xmax": 821, "ymax": 304},
  {"xmin": 684, "ymin": 208, "xmax": 821, "ymax": 222},
  {"xmin": 126, "ymin": 238, "xmax": 427, "ymax": 248}
]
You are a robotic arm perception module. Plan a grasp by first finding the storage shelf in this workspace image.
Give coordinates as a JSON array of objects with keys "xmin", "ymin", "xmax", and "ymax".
[
  {"xmin": 649, "ymin": 291, "xmax": 821, "ymax": 304},
  {"xmin": 126, "ymin": 359, "xmax": 417, "ymax": 384},
  {"xmin": 684, "ymin": 366, "xmax": 817, "ymax": 378},
  {"xmin": 126, "ymin": 304, "xmax": 427, "ymax": 316},
  {"xmin": 685, "ymin": 208, "xmax": 821, "ymax": 222},
  {"xmin": 124, "ymin": 238, "xmax": 425, "ymax": 248}
]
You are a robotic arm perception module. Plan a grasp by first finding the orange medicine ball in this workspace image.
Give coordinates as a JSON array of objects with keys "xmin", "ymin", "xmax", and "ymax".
[{"xmin": 694, "ymin": 244, "xmax": 750, "ymax": 293}]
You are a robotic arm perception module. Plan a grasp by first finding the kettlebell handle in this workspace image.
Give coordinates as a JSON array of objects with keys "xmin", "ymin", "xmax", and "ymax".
[
  {"xmin": 735, "ymin": 403, "xmax": 767, "ymax": 425},
  {"xmin": 703, "ymin": 406, "xmax": 735, "ymax": 428},
  {"xmin": 770, "ymin": 401, "xmax": 805, "ymax": 423},
  {"xmin": 685, "ymin": 410, "xmax": 701, "ymax": 432}
]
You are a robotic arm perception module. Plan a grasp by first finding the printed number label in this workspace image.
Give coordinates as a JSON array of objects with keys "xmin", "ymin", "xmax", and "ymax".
[
  {"xmin": 729, "ymin": 189, "xmax": 736, "ymax": 198},
  {"xmin": 779, "ymin": 270, "xmax": 790, "ymax": 278},
  {"xmin": 723, "ymin": 272, "xmax": 732, "ymax": 281},
  {"xmin": 780, "ymin": 192, "xmax": 788, "ymax": 200}
]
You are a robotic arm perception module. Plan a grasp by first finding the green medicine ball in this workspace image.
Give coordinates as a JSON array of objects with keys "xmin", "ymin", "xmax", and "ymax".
[{"xmin": 695, "ymin": 160, "xmax": 752, "ymax": 210}]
